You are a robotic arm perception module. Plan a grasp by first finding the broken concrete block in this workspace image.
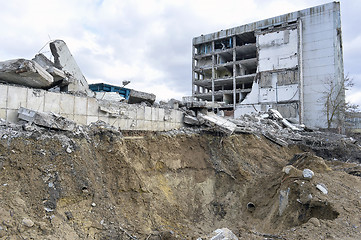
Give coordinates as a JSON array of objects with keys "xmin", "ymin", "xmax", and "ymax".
[
  {"xmin": 128, "ymin": 89, "xmax": 156, "ymax": 104},
  {"xmin": 303, "ymin": 169, "xmax": 314, "ymax": 179},
  {"xmin": 18, "ymin": 107, "xmax": 76, "ymax": 131},
  {"xmin": 206, "ymin": 228, "xmax": 238, "ymax": 240},
  {"xmin": 50, "ymin": 40, "xmax": 94, "ymax": 97},
  {"xmin": 184, "ymin": 114, "xmax": 200, "ymax": 126},
  {"xmin": 198, "ymin": 112, "xmax": 237, "ymax": 134},
  {"xmin": 0, "ymin": 59, "xmax": 54, "ymax": 88}
]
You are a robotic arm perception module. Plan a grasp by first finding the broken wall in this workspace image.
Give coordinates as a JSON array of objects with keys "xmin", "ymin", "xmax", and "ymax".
[{"xmin": 0, "ymin": 84, "xmax": 184, "ymax": 131}]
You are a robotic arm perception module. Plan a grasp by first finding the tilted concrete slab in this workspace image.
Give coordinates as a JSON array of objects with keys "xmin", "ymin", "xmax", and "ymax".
[
  {"xmin": 198, "ymin": 112, "xmax": 237, "ymax": 134},
  {"xmin": 128, "ymin": 89, "xmax": 156, "ymax": 104},
  {"xmin": 0, "ymin": 59, "xmax": 54, "ymax": 88},
  {"xmin": 50, "ymin": 40, "xmax": 94, "ymax": 96},
  {"xmin": 18, "ymin": 107, "xmax": 76, "ymax": 131}
]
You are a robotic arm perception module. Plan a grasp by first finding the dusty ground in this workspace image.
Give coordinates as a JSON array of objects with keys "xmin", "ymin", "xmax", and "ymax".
[{"xmin": 0, "ymin": 124, "xmax": 360, "ymax": 239}]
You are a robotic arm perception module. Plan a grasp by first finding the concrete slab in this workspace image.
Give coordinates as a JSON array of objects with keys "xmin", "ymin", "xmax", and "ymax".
[
  {"xmin": 0, "ymin": 85, "xmax": 8, "ymax": 108},
  {"xmin": 50, "ymin": 40, "xmax": 93, "ymax": 96},
  {"xmin": 128, "ymin": 89, "xmax": 156, "ymax": 104},
  {"xmin": 74, "ymin": 96, "xmax": 87, "ymax": 115},
  {"xmin": 159, "ymin": 108, "xmax": 165, "ymax": 122},
  {"xmin": 0, "ymin": 59, "xmax": 54, "ymax": 88},
  {"xmin": 6, "ymin": 109, "xmax": 18, "ymax": 122},
  {"xmin": 145, "ymin": 107, "xmax": 152, "ymax": 121},
  {"xmin": 151, "ymin": 108, "xmax": 159, "ymax": 121},
  {"xmin": 198, "ymin": 112, "xmax": 237, "ymax": 134},
  {"xmin": 87, "ymin": 98, "xmax": 99, "ymax": 116},
  {"xmin": 44, "ymin": 92, "xmax": 60, "ymax": 113},
  {"xmin": 7, "ymin": 86, "xmax": 27, "ymax": 109},
  {"xmin": 117, "ymin": 118, "xmax": 128, "ymax": 130},
  {"xmin": 59, "ymin": 94, "xmax": 74, "ymax": 114},
  {"xmin": 0, "ymin": 109, "xmax": 6, "ymax": 119},
  {"xmin": 18, "ymin": 107, "xmax": 76, "ymax": 131},
  {"xmin": 73, "ymin": 115, "xmax": 87, "ymax": 125},
  {"xmin": 27, "ymin": 89, "xmax": 45, "ymax": 112},
  {"xmin": 136, "ymin": 106, "xmax": 145, "ymax": 120},
  {"xmin": 86, "ymin": 116, "xmax": 99, "ymax": 125}
]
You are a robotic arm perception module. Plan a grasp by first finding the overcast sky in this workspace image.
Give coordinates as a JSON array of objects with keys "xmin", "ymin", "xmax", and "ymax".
[{"xmin": 0, "ymin": 0, "xmax": 359, "ymax": 106}]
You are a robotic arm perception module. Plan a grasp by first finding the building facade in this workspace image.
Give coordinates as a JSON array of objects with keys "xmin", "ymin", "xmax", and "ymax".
[{"xmin": 192, "ymin": 2, "xmax": 344, "ymax": 128}]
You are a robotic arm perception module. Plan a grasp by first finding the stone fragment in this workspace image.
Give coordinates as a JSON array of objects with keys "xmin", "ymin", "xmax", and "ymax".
[
  {"xmin": 308, "ymin": 217, "xmax": 321, "ymax": 227},
  {"xmin": 303, "ymin": 169, "xmax": 314, "ymax": 179},
  {"xmin": 22, "ymin": 218, "xmax": 34, "ymax": 227}
]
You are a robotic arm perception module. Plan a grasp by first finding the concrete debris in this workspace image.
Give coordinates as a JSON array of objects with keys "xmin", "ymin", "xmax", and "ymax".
[
  {"xmin": 50, "ymin": 40, "xmax": 93, "ymax": 97},
  {"xmin": 18, "ymin": 107, "xmax": 76, "ymax": 131},
  {"xmin": 183, "ymin": 115, "xmax": 201, "ymax": 126},
  {"xmin": 128, "ymin": 89, "xmax": 156, "ymax": 104},
  {"xmin": 33, "ymin": 54, "xmax": 68, "ymax": 82},
  {"xmin": 198, "ymin": 228, "xmax": 238, "ymax": 240},
  {"xmin": 0, "ymin": 59, "xmax": 54, "ymax": 88},
  {"xmin": 279, "ymin": 188, "xmax": 290, "ymax": 216},
  {"xmin": 303, "ymin": 169, "xmax": 314, "ymax": 179},
  {"xmin": 198, "ymin": 112, "xmax": 237, "ymax": 134},
  {"xmin": 316, "ymin": 183, "xmax": 328, "ymax": 195}
]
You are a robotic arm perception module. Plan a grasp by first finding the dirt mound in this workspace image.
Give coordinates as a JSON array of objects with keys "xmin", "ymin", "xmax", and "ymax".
[{"xmin": 0, "ymin": 125, "xmax": 360, "ymax": 239}]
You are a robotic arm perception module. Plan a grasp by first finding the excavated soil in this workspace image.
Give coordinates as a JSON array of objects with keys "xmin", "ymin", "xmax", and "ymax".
[{"xmin": 0, "ymin": 126, "xmax": 360, "ymax": 239}]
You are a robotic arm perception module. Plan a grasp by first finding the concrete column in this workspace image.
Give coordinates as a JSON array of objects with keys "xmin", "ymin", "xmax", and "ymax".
[
  {"xmin": 233, "ymin": 36, "xmax": 237, "ymax": 110},
  {"xmin": 211, "ymin": 41, "xmax": 215, "ymax": 104},
  {"xmin": 192, "ymin": 45, "xmax": 196, "ymax": 97},
  {"xmin": 297, "ymin": 19, "xmax": 304, "ymax": 124}
]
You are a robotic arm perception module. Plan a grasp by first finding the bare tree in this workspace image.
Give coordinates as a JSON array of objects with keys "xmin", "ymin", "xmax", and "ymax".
[{"xmin": 323, "ymin": 75, "xmax": 358, "ymax": 129}]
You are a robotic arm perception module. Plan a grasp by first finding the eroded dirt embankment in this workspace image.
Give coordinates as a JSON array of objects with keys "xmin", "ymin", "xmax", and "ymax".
[{"xmin": 0, "ymin": 127, "xmax": 360, "ymax": 239}]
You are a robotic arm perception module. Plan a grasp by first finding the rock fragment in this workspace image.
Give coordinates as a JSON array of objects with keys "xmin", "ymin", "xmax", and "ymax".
[{"xmin": 22, "ymin": 218, "xmax": 34, "ymax": 227}]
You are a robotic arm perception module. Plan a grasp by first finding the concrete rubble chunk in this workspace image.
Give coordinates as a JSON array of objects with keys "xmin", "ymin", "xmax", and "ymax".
[
  {"xmin": 50, "ymin": 40, "xmax": 94, "ymax": 97},
  {"xmin": 303, "ymin": 169, "xmax": 314, "ymax": 179},
  {"xmin": 33, "ymin": 53, "xmax": 68, "ymax": 84},
  {"xmin": 184, "ymin": 114, "xmax": 201, "ymax": 126},
  {"xmin": 128, "ymin": 89, "xmax": 156, "ymax": 104},
  {"xmin": 0, "ymin": 59, "xmax": 54, "ymax": 88},
  {"xmin": 18, "ymin": 107, "xmax": 76, "ymax": 131},
  {"xmin": 198, "ymin": 228, "xmax": 238, "ymax": 240},
  {"xmin": 316, "ymin": 183, "xmax": 328, "ymax": 195},
  {"xmin": 198, "ymin": 112, "xmax": 237, "ymax": 134}
]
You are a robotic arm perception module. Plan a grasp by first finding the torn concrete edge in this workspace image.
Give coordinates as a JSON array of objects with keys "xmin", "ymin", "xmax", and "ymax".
[
  {"xmin": 0, "ymin": 59, "xmax": 54, "ymax": 88},
  {"xmin": 18, "ymin": 107, "xmax": 76, "ymax": 131},
  {"xmin": 128, "ymin": 89, "xmax": 156, "ymax": 104},
  {"xmin": 197, "ymin": 112, "xmax": 237, "ymax": 134}
]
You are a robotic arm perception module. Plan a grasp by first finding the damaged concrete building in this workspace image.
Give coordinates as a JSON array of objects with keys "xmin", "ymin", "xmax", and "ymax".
[
  {"xmin": 192, "ymin": 2, "xmax": 344, "ymax": 128},
  {"xmin": 0, "ymin": 40, "xmax": 184, "ymax": 131}
]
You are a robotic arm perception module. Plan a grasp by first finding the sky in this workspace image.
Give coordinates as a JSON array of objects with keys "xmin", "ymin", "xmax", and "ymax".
[{"xmin": 0, "ymin": 0, "xmax": 360, "ymax": 106}]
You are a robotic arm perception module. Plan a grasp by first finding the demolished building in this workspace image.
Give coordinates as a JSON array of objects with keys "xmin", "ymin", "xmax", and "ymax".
[
  {"xmin": 0, "ymin": 40, "xmax": 183, "ymax": 131},
  {"xmin": 192, "ymin": 2, "xmax": 344, "ymax": 129}
]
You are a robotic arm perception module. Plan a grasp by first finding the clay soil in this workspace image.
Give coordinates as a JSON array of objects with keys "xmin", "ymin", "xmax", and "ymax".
[{"xmin": 0, "ymin": 127, "xmax": 360, "ymax": 239}]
